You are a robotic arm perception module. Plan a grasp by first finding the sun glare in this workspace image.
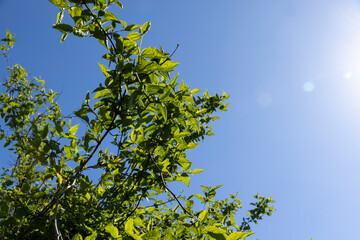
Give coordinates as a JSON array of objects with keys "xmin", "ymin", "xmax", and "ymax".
[
  {"xmin": 343, "ymin": 72, "xmax": 353, "ymax": 79},
  {"xmin": 303, "ymin": 82, "xmax": 315, "ymax": 93}
]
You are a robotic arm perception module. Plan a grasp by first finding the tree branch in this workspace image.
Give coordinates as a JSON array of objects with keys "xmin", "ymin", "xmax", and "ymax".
[
  {"xmin": 52, "ymin": 197, "xmax": 63, "ymax": 240},
  {"xmin": 82, "ymin": 1, "xmax": 117, "ymax": 53},
  {"xmin": 148, "ymin": 152, "xmax": 192, "ymax": 216}
]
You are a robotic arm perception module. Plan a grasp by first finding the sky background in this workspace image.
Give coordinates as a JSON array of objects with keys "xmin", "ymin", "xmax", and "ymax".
[{"xmin": 1, "ymin": 0, "xmax": 360, "ymax": 239}]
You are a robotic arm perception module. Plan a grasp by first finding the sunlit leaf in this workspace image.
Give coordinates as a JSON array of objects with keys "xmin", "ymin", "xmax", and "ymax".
[
  {"xmin": 192, "ymin": 169, "xmax": 204, "ymax": 174},
  {"xmin": 126, "ymin": 32, "xmax": 141, "ymax": 41},
  {"xmin": 198, "ymin": 210, "xmax": 208, "ymax": 221},
  {"xmin": 103, "ymin": 11, "xmax": 120, "ymax": 23},
  {"xmin": 71, "ymin": 233, "xmax": 83, "ymax": 240},
  {"xmin": 69, "ymin": 124, "xmax": 79, "ymax": 135},
  {"xmin": 93, "ymin": 89, "xmax": 111, "ymax": 99},
  {"xmin": 227, "ymin": 232, "xmax": 252, "ymax": 240},
  {"xmin": 105, "ymin": 224, "xmax": 119, "ymax": 238},
  {"xmin": 141, "ymin": 21, "xmax": 151, "ymax": 35},
  {"xmin": 204, "ymin": 226, "xmax": 227, "ymax": 240},
  {"xmin": 84, "ymin": 232, "xmax": 98, "ymax": 240},
  {"xmin": 98, "ymin": 63, "xmax": 110, "ymax": 77},
  {"xmin": 124, "ymin": 24, "xmax": 141, "ymax": 31},
  {"xmin": 53, "ymin": 24, "xmax": 73, "ymax": 33},
  {"xmin": 49, "ymin": 0, "xmax": 69, "ymax": 8},
  {"xmin": 142, "ymin": 47, "xmax": 167, "ymax": 59}
]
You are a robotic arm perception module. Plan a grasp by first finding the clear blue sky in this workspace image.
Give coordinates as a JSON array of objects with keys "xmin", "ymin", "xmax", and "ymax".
[{"xmin": 1, "ymin": 0, "xmax": 360, "ymax": 239}]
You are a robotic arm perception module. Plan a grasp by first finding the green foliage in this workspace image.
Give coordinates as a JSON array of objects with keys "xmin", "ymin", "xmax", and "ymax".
[{"xmin": 0, "ymin": 1, "xmax": 274, "ymax": 239}]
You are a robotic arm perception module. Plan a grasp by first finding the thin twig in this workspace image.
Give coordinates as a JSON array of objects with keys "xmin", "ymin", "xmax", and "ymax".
[
  {"xmin": 160, "ymin": 44, "xmax": 180, "ymax": 66},
  {"xmin": 144, "ymin": 195, "xmax": 181, "ymax": 208},
  {"xmin": 108, "ymin": 154, "xmax": 151, "ymax": 209},
  {"xmin": 118, "ymin": 184, "xmax": 150, "ymax": 227},
  {"xmin": 148, "ymin": 152, "xmax": 192, "ymax": 216},
  {"xmin": 169, "ymin": 44, "xmax": 180, "ymax": 58},
  {"xmin": 82, "ymin": 1, "xmax": 117, "ymax": 52}
]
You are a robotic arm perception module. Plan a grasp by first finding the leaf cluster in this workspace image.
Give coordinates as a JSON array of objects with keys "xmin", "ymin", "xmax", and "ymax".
[{"xmin": 0, "ymin": 1, "xmax": 274, "ymax": 239}]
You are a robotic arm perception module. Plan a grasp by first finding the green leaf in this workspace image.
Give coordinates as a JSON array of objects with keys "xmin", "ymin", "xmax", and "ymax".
[
  {"xmin": 119, "ymin": 20, "xmax": 127, "ymax": 29},
  {"xmin": 164, "ymin": 234, "xmax": 176, "ymax": 240},
  {"xmin": 64, "ymin": 146, "xmax": 72, "ymax": 158},
  {"xmin": 49, "ymin": 0, "xmax": 69, "ymax": 8},
  {"xmin": 204, "ymin": 226, "xmax": 227, "ymax": 240},
  {"xmin": 115, "ymin": 35, "xmax": 123, "ymax": 51},
  {"xmin": 230, "ymin": 215, "xmax": 236, "ymax": 225},
  {"xmin": 115, "ymin": 0, "xmax": 123, "ymax": 8},
  {"xmin": 21, "ymin": 183, "xmax": 30, "ymax": 192},
  {"xmin": 60, "ymin": 33, "xmax": 69, "ymax": 42},
  {"xmin": 126, "ymin": 32, "xmax": 141, "ymax": 41},
  {"xmin": 137, "ymin": 58, "xmax": 160, "ymax": 72},
  {"xmin": 93, "ymin": 89, "xmax": 111, "ymax": 99},
  {"xmin": 191, "ymin": 193, "xmax": 205, "ymax": 202},
  {"xmin": 55, "ymin": 122, "xmax": 63, "ymax": 134},
  {"xmin": 125, "ymin": 219, "xmax": 142, "ymax": 240},
  {"xmin": 134, "ymin": 217, "xmax": 145, "ymax": 227},
  {"xmin": 53, "ymin": 24, "xmax": 73, "ymax": 33},
  {"xmin": 141, "ymin": 21, "xmax": 151, "ymax": 35},
  {"xmin": 124, "ymin": 24, "xmax": 141, "ymax": 31},
  {"xmin": 71, "ymin": 233, "xmax": 83, "ymax": 240},
  {"xmin": 125, "ymin": 218, "xmax": 134, "ymax": 235},
  {"xmin": 159, "ymin": 60, "xmax": 179, "ymax": 72},
  {"xmin": 56, "ymin": 11, "xmax": 64, "ymax": 24},
  {"xmin": 226, "ymin": 232, "xmax": 252, "ymax": 240},
  {"xmin": 70, "ymin": 6, "xmax": 82, "ymax": 18},
  {"xmin": 69, "ymin": 124, "xmax": 79, "ymax": 135},
  {"xmin": 3, "ymin": 139, "xmax": 11, "ymax": 148},
  {"xmin": 141, "ymin": 230, "xmax": 161, "ymax": 240},
  {"xmin": 190, "ymin": 88, "xmax": 201, "ymax": 95},
  {"xmin": 178, "ymin": 158, "xmax": 191, "ymax": 171},
  {"xmin": 130, "ymin": 129, "xmax": 136, "ymax": 142},
  {"xmin": 41, "ymin": 125, "xmax": 49, "ymax": 139},
  {"xmin": 212, "ymin": 185, "xmax": 223, "ymax": 190},
  {"xmin": 56, "ymin": 173, "xmax": 63, "ymax": 184},
  {"xmin": 192, "ymin": 169, "xmax": 204, "ymax": 174},
  {"xmin": 146, "ymin": 84, "xmax": 163, "ymax": 93},
  {"xmin": 174, "ymin": 131, "xmax": 191, "ymax": 138},
  {"xmin": 196, "ymin": 108, "xmax": 207, "ymax": 114},
  {"xmin": 103, "ymin": 11, "xmax": 120, "ymax": 23},
  {"xmin": 74, "ymin": 107, "xmax": 91, "ymax": 123},
  {"xmin": 179, "ymin": 80, "xmax": 188, "ymax": 92},
  {"xmin": 198, "ymin": 210, "xmax": 208, "ymax": 221},
  {"xmin": 187, "ymin": 142, "xmax": 198, "ymax": 150},
  {"xmin": 176, "ymin": 175, "xmax": 190, "ymax": 187},
  {"xmin": 84, "ymin": 231, "xmax": 97, "ymax": 240},
  {"xmin": 0, "ymin": 30, "xmax": 17, "ymax": 47},
  {"xmin": 98, "ymin": 63, "xmax": 110, "ymax": 77},
  {"xmin": 105, "ymin": 224, "xmax": 119, "ymax": 238},
  {"xmin": 158, "ymin": 104, "xmax": 167, "ymax": 122},
  {"xmin": 5, "ymin": 29, "xmax": 13, "ymax": 39},
  {"xmin": 97, "ymin": 0, "xmax": 106, "ymax": 6},
  {"xmin": 142, "ymin": 47, "xmax": 167, "ymax": 59},
  {"xmin": 85, "ymin": 192, "xmax": 91, "ymax": 201}
]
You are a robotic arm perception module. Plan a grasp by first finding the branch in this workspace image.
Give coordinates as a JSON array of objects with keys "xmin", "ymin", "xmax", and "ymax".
[
  {"xmin": 160, "ymin": 44, "xmax": 180, "ymax": 66},
  {"xmin": 144, "ymin": 195, "xmax": 181, "ymax": 208},
  {"xmin": 82, "ymin": 1, "xmax": 117, "ymax": 53},
  {"xmin": 169, "ymin": 44, "xmax": 180, "ymax": 58},
  {"xmin": 148, "ymin": 152, "xmax": 192, "ymax": 216},
  {"xmin": 118, "ymin": 183, "xmax": 150, "ymax": 227},
  {"xmin": 22, "ymin": 91, "xmax": 126, "ymax": 237},
  {"xmin": 52, "ymin": 197, "xmax": 63, "ymax": 240},
  {"xmin": 106, "ymin": 154, "xmax": 151, "ymax": 209}
]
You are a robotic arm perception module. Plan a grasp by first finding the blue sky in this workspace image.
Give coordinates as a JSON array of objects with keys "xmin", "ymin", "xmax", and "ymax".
[{"xmin": 1, "ymin": 0, "xmax": 360, "ymax": 239}]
